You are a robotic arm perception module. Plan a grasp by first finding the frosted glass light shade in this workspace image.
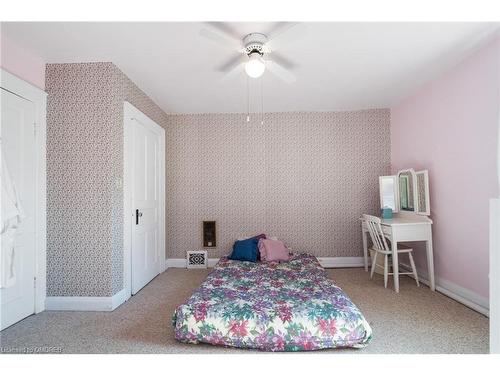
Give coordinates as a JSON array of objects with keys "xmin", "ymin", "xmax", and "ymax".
[{"xmin": 245, "ymin": 54, "xmax": 265, "ymax": 78}]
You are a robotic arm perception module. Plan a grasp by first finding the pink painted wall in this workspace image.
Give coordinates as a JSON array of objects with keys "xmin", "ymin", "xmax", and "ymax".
[
  {"xmin": 391, "ymin": 37, "xmax": 500, "ymax": 299},
  {"xmin": 0, "ymin": 32, "xmax": 46, "ymax": 90}
]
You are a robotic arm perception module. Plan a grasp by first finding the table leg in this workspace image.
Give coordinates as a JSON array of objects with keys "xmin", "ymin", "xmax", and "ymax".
[
  {"xmin": 392, "ymin": 237, "xmax": 399, "ymax": 293},
  {"xmin": 426, "ymin": 239, "xmax": 436, "ymax": 291},
  {"xmin": 362, "ymin": 229, "xmax": 368, "ymax": 272}
]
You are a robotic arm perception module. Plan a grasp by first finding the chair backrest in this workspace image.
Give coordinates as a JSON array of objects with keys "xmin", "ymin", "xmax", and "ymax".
[{"xmin": 363, "ymin": 214, "xmax": 390, "ymax": 252}]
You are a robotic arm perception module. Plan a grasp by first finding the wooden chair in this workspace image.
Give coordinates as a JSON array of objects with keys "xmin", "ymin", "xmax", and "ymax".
[{"xmin": 362, "ymin": 214, "xmax": 419, "ymax": 289}]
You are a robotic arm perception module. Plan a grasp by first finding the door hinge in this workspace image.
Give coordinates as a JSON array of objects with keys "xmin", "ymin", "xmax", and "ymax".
[
  {"xmin": 33, "ymin": 122, "xmax": 37, "ymax": 136},
  {"xmin": 34, "ymin": 276, "xmax": 37, "ymax": 289}
]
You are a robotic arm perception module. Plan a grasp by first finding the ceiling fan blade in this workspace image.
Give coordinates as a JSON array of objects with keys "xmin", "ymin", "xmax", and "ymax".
[
  {"xmin": 266, "ymin": 22, "xmax": 307, "ymax": 49},
  {"xmin": 199, "ymin": 27, "xmax": 243, "ymax": 52},
  {"xmin": 267, "ymin": 51, "xmax": 296, "ymax": 70},
  {"xmin": 221, "ymin": 61, "xmax": 245, "ymax": 81},
  {"xmin": 266, "ymin": 22, "xmax": 298, "ymax": 38},
  {"xmin": 205, "ymin": 22, "xmax": 242, "ymax": 42},
  {"xmin": 265, "ymin": 60, "xmax": 296, "ymax": 84},
  {"xmin": 218, "ymin": 54, "xmax": 247, "ymax": 73}
]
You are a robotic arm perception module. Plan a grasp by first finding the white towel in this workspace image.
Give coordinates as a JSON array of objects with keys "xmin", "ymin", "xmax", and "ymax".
[{"xmin": 1, "ymin": 150, "xmax": 25, "ymax": 288}]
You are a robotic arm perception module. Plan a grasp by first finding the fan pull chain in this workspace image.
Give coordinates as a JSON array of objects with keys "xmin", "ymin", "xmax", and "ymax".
[{"xmin": 246, "ymin": 75, "xmax": 250, "ymax": 122}]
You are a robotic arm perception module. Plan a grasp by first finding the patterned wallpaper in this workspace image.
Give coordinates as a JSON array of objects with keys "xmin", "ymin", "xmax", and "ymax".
[
  {"xmin": 46, "ymin": 62, "xmax": 390, "ymax": 297},
  {"xmin": 166, "ymin": 110, "xmax": 390, "ymax": 259},
  {"xmin": 46, "ymin": 62, "xmax": 169, "ymax": 297}
]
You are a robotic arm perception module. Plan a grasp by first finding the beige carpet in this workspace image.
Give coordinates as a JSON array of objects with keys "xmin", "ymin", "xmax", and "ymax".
[{"xmin": 0, "ymin": 268, "xmax": 489, "ymax": 354}]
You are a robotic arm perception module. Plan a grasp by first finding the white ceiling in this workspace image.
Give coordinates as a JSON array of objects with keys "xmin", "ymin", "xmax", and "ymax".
[{"xmin": 2, "ymin": 22, "xmax": 498, "ymax": 114}]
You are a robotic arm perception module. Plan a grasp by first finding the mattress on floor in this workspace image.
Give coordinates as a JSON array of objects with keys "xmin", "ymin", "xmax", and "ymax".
[{"xmin": 172, "ymin": 253, "xmax": 372, "ymax": 351}]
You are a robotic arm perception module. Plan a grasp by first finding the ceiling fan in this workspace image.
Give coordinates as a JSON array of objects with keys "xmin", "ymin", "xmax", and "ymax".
[{"xmin": 199, "ymin": 22, "xmax": 306, "ymax": 84}]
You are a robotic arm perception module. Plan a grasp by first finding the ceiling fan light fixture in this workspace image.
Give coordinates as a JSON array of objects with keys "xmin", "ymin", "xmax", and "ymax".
[{"xmin": 245, "ymin": 52, "xmax": 265, "ymax": 78}]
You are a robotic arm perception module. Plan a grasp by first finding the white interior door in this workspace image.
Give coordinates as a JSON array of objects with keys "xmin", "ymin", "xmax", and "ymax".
[
  {"xmin": 130, "ymin": 114, "xmax": 163, "ymax": 294},
  {"xmin": 1, "ymin": 89, "xmax": 36, "ymax": 330}
]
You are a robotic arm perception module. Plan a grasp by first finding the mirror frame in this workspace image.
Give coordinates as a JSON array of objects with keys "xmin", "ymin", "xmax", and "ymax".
[
  {"xmin": 397, "ymin": 168, "xmax": 418, "ymax": 213},
  {"xmin": 379, "ymin": 175, "xmax": 399, "ymax": 213},
  {"xmin": 415, "ymin": 169, "xmax": 431, "ymax": 216}
]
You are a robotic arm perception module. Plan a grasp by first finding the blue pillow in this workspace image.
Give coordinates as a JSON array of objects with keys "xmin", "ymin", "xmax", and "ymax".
[{"xmin": 229, "ymin": 237, "xmax": 259, "ymax": 262}]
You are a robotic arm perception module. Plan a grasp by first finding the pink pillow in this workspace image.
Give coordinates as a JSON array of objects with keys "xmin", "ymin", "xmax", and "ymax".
[
  {"xmin": 258, "ymin": 238, "xmax": 267, "ymax": 260},
  {"xmin": 259, "ymin": 239, "xmax": 290, "ymax": 262}
]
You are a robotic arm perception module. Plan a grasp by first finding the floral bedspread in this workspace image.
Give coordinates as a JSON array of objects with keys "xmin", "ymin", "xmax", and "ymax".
[{"xmin": 172, "ymin": 253, "xmax": 372, "ymax": 351}]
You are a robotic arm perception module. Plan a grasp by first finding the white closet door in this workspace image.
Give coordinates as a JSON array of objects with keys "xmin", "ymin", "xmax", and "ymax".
[
  {"xmin": 131, "ymin": 116, "xmax": 162, "ymax": 294},
  {"xmin": 1, "ymin": 89, "xmax": 36, "ymax": 330}
]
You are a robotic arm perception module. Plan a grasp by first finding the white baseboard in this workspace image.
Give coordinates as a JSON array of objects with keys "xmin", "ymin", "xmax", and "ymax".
[
  {"xmin": 166, "ymin": 258, "xmax": 217, "ymax": 268},
  {"xmin": 317, "ymin": 257, "xmax": 365, "ymax": 268},
  {"xmin": 111, "ymin": 288, "xmax": 129, "ymax": 310},
  {"xmin": 207, "ymin": 258, "xmax": 219, "ymax": 267},
  {"xmin": 45, "ymin": 288, "xmax": 129, "ymax": 312},
  {"xmin": 166, "ymin": 256, "xmax": 365, "ymax": 269},
  {"xmin": 399, "ymin": 263, "xmax": 489, "ymax": 317},
  {"xmin": 165, "ymin": 258, "xmax": 187, "ymax": 268}
]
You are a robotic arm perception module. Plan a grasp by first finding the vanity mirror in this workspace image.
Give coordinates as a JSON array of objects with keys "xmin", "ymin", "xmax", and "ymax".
[
  {"xmin": 378, "ymin": 168, "xmax": 430, "ymax": 216},
  {"xmin": 379, "ymin": 175, "xmax": 399, "ymax": 213},
  {"xmin": 398, "ymin": 169, "xmax": 416, "ymax": 211}
]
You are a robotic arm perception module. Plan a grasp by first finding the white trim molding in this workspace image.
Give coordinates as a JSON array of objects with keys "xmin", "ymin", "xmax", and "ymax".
[
  {"xmin": 45, "ymin": 288, "xmax": 129, "ymax": 312},
  {"xmin": 207, "ymin": 258, "xmax": 219, "ymax": 267},
  {"xmin": 317, "ymin": 257, "xmax": 365, "ymax": 268},
  {"xmin": 166, "ymin": 258, "xmax": 189, "ymax": 268},
  {"xmin": 166, "ymin": 256, "xmax": 365, "ymax": 269},
  {"xmin": 490, "ymin": 198, "xmax": 500, "ymax": 353},
  {"xmin": 166, "ymin": 258, "xmax": 220, "ymax": 269},
  {"xmin": 400, "ymin": 263, "xmax": 489, "ymax": 317},
  {"xmin": 1, "ymin": 69, "xmax": 47, "ymax": 314}
]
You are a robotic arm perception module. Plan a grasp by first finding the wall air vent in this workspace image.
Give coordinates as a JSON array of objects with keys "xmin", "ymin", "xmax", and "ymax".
[{"xmin": 186, "ymin": 250, "xmax": 208, "ymax": 269}]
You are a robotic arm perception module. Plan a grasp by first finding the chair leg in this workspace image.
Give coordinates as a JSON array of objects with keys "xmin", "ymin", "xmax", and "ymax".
[
  {"xmin": 384, "ymin": 255, "xmax": 388, "ymax": 288},
  {"xmin": 370, "ymin": 251, "xmax": 378, "ymax": 279},
  {"xmin": 409, "ymin": 252, "xmax": 419, "ymax": 287}
]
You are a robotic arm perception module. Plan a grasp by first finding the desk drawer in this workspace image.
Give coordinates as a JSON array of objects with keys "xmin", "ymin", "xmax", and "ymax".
[{"xmin": 362, "ymin": 221, "xmax": 392, "ymax": 237}]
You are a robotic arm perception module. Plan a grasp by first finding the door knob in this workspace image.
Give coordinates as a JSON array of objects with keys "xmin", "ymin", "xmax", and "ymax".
[{"xmin": 135, "ymin": 209, "xmax": 143, "ymax": 225}]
